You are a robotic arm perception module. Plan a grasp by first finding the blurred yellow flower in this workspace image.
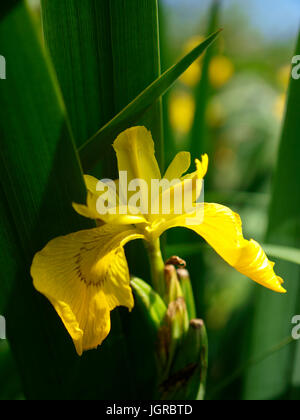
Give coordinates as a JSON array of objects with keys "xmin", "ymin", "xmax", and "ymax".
[
  {"xmin": 206, "ymin": 99, "xmax": 226, "ymax": 128},
  {"xmin": 277, "ymin": 64, "xmax": 291, "ymax": 90},
  {"xmin": 180, "ymin": 35, "xmax": 205, "ymax": 87},
  {"xmin": 209, "ymin": 56, "xmax": 234, "ymax": 89},
  {"xmin": 169, "ymin": 91, "xmax": 195, "ymax": 134},
  {"xmin": 180, "ymin": 35, "xmax": 234, "ymax": 90},
  {"xmin": 31, "ymin": 127, "xmax": 286, "ymax": 356},
  {"xmin": 274, "ymin": 93, "xmax": 287, "ymax": 120}
]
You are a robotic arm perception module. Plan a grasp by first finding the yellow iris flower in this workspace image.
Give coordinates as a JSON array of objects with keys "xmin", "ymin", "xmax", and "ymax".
[{"xmin": 31, "ymin": 126, "xmax": 286, "ymax": 356}]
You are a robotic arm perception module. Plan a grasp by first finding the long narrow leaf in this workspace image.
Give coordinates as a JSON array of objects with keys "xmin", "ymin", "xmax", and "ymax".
[
  {"xmin": 79, "ymin": 30, "xmax": 221, "ymax": 171},
  {"xmin": 41, "ymin": 0, "xmax": 115, "ymax": 148},
  {"xmin": 0, "ymin": 1, "xmax": 93, "ymax": 399}
]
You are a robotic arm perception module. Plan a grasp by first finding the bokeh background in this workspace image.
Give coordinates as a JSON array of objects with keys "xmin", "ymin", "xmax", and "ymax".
[
  {"xmin": 1, "ymin": 0, "xmax": 299, "ymax": 400},
  {"xmin": 159, "ymin": 0, "xmax": 299, "ymax": 400}
]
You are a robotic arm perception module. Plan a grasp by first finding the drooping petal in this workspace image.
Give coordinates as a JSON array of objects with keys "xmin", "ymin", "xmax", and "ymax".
[
  {"xmin": 31, "ymin": 225, "xmax": 144, "ymax": 355},
  {"xmin": 155, "ymin": 203, "xmax": 286, "ymax": 293},
  {"xmin": 164, "ymin": 152, "xmax": 191, "ymax": 181}
]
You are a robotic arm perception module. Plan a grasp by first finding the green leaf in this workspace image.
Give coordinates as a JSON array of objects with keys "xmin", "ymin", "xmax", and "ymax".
[
  {"xmin": 131, "ymin": 277, "xmax": 167, "ymax": 328},
  {"xmin": 0, "ymin": 342, "xmax": 23, "ymax": 400},
  {"xmin": 263, "ymin": 245, "xmax": 300, "ymax": 266},
  {"xmin": 79, "ymin": 30, "xmax": 221, "ymax": 172},
  {"xmin": 244, "ymin": 31, "xmax": 300, "ymax": 401},
  {"xmin": 190, "ymin": 0, "xmax": 220, "ymax": 161},
  {"xmin": 0, "ymin": 1, "xmax": 93, "ymax": 399},
  {"xmin": 109, "ymin": 0, "xmax": 163, "ymax": 169},
  {"xmin": 41, "ymin": 0, "xmax": 168, "ymax": 399},
  {"xmin": 128, "ymin": 278, "xmax": 167, "ymax": 399},
  {"xmin": 210, "ymin": 337, "xmax": 294, "ymax": 399},
  {"xmin": 41, "ymin": 0, "xmax": 115, "ymax": 149},
  {"xmin": 0, "ymin": 0, "xmax": 20, "ymax": 19}
]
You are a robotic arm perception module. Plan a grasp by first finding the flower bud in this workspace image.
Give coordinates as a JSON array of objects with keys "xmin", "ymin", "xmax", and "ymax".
[{"xmin": 177, "ymin": 268, "xmax": 197, "ymax": 320}]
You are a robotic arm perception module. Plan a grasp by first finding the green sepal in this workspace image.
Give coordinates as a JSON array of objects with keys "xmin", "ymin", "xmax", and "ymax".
[
  {"xmin": 177, "ymin": 268, "xmax": 197, "ymax": 320},
  {"xmin": 159, "ymin": 319, "xmax": 208, "ymax": 401},
  {"xmin": 164, "ymin": 264, "xmax": 184, "ymax": 304},
  {"xmin": 129, "ymin": 277, "xmax": 168, "ymax": 397},
  {"xmin": 131, "ymin": 277, "xmax": 167, "ymax": 330}
]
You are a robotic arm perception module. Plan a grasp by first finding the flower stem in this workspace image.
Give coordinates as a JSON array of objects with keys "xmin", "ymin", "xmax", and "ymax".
[{"xmin": 145, "ymin": 238, "xmax": 165, "ymax": 297}]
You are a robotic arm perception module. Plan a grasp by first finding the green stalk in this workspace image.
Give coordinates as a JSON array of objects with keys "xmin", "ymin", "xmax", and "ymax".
[{"xmin": 146, "ymin": 238, "xmax": 166, "ymax": 297}]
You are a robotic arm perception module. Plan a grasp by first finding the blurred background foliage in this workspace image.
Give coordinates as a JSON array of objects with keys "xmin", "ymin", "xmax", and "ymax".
[
  {"xmin": 159, "ymin": 0, "xmax": 299, "ymax": 400},
  {"xmin": 0, "ymin": 0, "xmax": 299, "ymax": 400}
]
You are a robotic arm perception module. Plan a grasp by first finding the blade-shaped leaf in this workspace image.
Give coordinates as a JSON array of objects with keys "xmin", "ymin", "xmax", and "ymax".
[
  {"xmin": 41, "ymin": 0, "xmax": 115, "ymax": 149},
  {"xmin": 79, "ymin": 30, "xmax": 221, "ymax": 171},
  {"xmin": 0, "ymin": 1, "xmax": 93, "ymax": 399},
  {"xmin": 263, "ymin": 245, "xmax": 300, "ymax": 267},
  {"xmin": 190, "ymin": 0, "xmax": 220, "ymax": 161}
]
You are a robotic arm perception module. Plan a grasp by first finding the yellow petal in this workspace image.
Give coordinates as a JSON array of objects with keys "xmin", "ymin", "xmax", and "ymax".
[
  {"xmin": 113, "ymin": 126, "xmax": 161, "ymax": 186},
  {"xmin": 148, "ymin": 154, "xmax": 208, "ymax": 223},
  {"xmin": 73, "ymin": 192, "xmax": 101, "ymax": 221},
  {"xmin": 178, "ymin": 155, "xmax": 208, "ymax": 211},
  {"xmin": 84, "ymin": 174, "xmax": 100, "ymax": 193},
  {"xmin": 73, "ymin": 200, "xmax": 148, "ymax": 225},
  {"xmin": 74, "ymin": 175, "xmax": 121, "ymax": 221},
  {"xmin": 195, "ymin": 154, "xmax": 209, "ymax": 180},
  {"xmin": 31, "ymin": 225, "xmax": 144, "ymax": 355},
  {"xmin": 156, "ymin": 203, "xmax": 286, "ymax": 294},
  {"xmin": 164, "ymin": 152, "xmax": 191, "ymax": 181},
  {"xmin": 73, "ymin": 177, "xmax": 148, "ymax": 225}
]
